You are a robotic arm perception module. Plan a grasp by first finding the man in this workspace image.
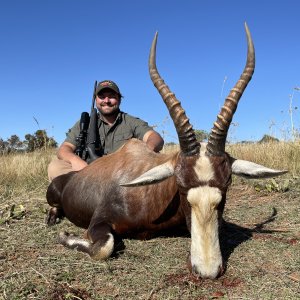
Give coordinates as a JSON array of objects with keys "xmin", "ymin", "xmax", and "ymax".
[{"xmin": 48, "ymin": 80, "xmax": 164, "ymax": 180}]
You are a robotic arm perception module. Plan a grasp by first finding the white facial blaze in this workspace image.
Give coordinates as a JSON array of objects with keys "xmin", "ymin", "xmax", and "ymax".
[
  {"xmin": 194, "ymin": 147, "xmax": 215, "ymax": 182},
  {"xmin": 187, "ymin": 186, "xmax": 223, "ymax": 279}
]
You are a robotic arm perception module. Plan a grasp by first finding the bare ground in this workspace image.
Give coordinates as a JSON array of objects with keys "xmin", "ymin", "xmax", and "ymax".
[{"xmin": 0, "ymin": 178, "xmax": 299, "ymax": 300}]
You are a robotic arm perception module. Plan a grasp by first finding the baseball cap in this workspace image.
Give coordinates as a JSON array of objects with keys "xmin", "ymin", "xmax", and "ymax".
[{"xmin": 96, "ymin": 80, "xmax": 121, "ymax": 96}]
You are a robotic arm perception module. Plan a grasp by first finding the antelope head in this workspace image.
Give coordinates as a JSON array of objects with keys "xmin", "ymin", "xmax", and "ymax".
[{"xmin": 122, "ymin": 23, "xmax": 287, "ymax": 279}]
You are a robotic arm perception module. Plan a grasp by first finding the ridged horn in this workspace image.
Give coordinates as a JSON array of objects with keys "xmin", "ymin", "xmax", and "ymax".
[
  {"xmin": 206, "ymin": 22, "xmax": 255, "ymax": 156},
  {"xmin": 149, "ymin": 32, "xmax": 200, "ymax": 156}
]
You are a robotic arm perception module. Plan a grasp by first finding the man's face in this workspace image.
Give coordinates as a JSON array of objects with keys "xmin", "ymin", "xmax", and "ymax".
[{"xmin": 96, "ymin": 89, "xmax": 121, "ymax": 117}]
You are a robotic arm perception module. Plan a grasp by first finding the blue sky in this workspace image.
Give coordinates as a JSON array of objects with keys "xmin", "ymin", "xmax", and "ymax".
[{"xmin": 1, "ymin": 1, "xmax": 299, "ymax": 145}]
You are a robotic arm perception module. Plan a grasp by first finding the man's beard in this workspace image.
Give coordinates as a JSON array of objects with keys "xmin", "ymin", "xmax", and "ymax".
[{"xmin": 98, "ymin": 104, "xmax": 120, "ymax": 117}]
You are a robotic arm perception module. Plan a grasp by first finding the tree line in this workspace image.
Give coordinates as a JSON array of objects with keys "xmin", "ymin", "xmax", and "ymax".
[{"xmin": 0, "ymin": 130, "xmax": 57, "ymax": 154}]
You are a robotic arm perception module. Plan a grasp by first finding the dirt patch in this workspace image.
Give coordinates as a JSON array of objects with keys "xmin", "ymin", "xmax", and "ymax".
[{"xmin": 47, "ymin": 283, "xmax": 91, "ymax": 300}]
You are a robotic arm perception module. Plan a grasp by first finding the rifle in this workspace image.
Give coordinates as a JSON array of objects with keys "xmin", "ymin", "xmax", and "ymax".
[
  {"xmin": 75, "ymin": 81, "xmax": 102, "ymax": 162},
  {"xmin": 75, "ymin": 112, "xmax": 90, "ymax": 158},
  {"xmin": 85, "ymin": 81, "xmax": 101, "ymax": 162}
]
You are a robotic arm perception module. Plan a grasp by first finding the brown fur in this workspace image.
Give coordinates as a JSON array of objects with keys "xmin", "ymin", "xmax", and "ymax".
[{"xmin": 47, "ymin": 139, "xmax": 187, "ymax": 238}]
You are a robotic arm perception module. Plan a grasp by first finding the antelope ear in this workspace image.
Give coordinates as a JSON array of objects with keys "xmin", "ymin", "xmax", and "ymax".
[
  {"xmin": 120, "ymin": 161, "xmax": 175, "ymax": 187},
  {"xmin": 232, "ymin": 159, "xmax": 288, "ymax": 179}
]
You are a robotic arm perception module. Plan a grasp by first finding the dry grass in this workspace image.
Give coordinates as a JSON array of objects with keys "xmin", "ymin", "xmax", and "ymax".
[
  {"xmin": 164, "ymin": 141, "xmax": 300, "ymax": 176},
  {"xmin": 0, "ymin": 149, "xmax": 54, "ymax": 200},
  {"xmin": 0, "ymin": 142, "xmax": 299, "ymax": 299},
  {"xmin": 227, "ymin": 141, "xmax": 300, "ymax": 177}
]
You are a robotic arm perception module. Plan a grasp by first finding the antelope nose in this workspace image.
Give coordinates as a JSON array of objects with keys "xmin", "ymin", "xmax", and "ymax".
[
  {"xmin": 192, "ymin": 265, "xmax": 223, "ymax": 279},
  {"xmin": 187, "ymin": 254, "xmax": 223, "ymax": 279}
]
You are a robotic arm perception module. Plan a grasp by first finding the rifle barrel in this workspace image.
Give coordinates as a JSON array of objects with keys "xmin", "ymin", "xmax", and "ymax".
[{"xmin": 92, "ymin": 80, "xmax": 97, "ymax": 110}]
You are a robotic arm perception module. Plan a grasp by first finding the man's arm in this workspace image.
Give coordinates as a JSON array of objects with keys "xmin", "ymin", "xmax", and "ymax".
[
  {"xmin": 57, "ymin": 142, "xmax": 88, "ymax": 171},
  {"xmin": 143, "ymin": 130, "xmax": 164, "ymax": 152}
]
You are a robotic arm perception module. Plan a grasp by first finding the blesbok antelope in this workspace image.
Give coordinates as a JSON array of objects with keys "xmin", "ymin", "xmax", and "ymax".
[{"xmin": 46, "ymin": 23, "xmax": 286, "ymax": 279}]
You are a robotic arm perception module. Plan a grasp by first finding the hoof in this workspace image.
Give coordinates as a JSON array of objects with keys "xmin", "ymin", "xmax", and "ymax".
[
  {"xmin": 91, "ymin": 233, "xmax": 114, "ymax": 260},
  {"xmin": 58, "ymin": 231, "xmax": 114, "ymax": 260},
  {"xmin": 45, "ymin": 207, "xmax": 63, "ymax": 226}
]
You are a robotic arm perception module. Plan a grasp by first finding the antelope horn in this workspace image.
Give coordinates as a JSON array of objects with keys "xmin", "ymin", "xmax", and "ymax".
[
  {"xmin": 206, "ymin": 22, "xmax": 255, "ymax": 156},
  {"xmin": 149, "ymin": 32, "xmax": 200, "ymax": 156}
]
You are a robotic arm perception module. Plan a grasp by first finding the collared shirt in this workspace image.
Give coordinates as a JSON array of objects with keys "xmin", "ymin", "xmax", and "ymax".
[{"xmin": 65, "ymin": 111, "xmax": 153, "ymax": 156}]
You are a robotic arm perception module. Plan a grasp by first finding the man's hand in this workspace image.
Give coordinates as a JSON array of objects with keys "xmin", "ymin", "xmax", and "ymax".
[
  {"xmin": 57, "ymin": 142, "xmax": 88, "ymax": 171},
  {"xmin": 70, "ymin": 156, "xmax": 88, "ymax": 171}
]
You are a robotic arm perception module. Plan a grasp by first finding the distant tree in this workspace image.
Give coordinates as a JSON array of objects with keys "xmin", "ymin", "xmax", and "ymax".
[
  {"xmin": 4, "ymin": 135, "xmax": 25, "ymax": 153},
  {"xmin": 259, "ymin": 134, "xmax": 279, "ymax": 143},
  {"xmin": 0, "ymin": 130, "xmax": 57, "ymax": 154},
  {"xmin": 0, "ymin": 138, "xmax": 9, "ymax": 154},
  {"xmin": 7, "ymin": 135, "xmax": 23, "ymax": 150},
  {"xmin": 24, "ymin": 130, "xmax": 57, "ymax": 152},
  {"xmin": 24, "ymin": 133, "xmax": 35, "ymax": 152},
  {"xmin": 194, "ymin": 129, "xmax": 209, "ymax": 142}
]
